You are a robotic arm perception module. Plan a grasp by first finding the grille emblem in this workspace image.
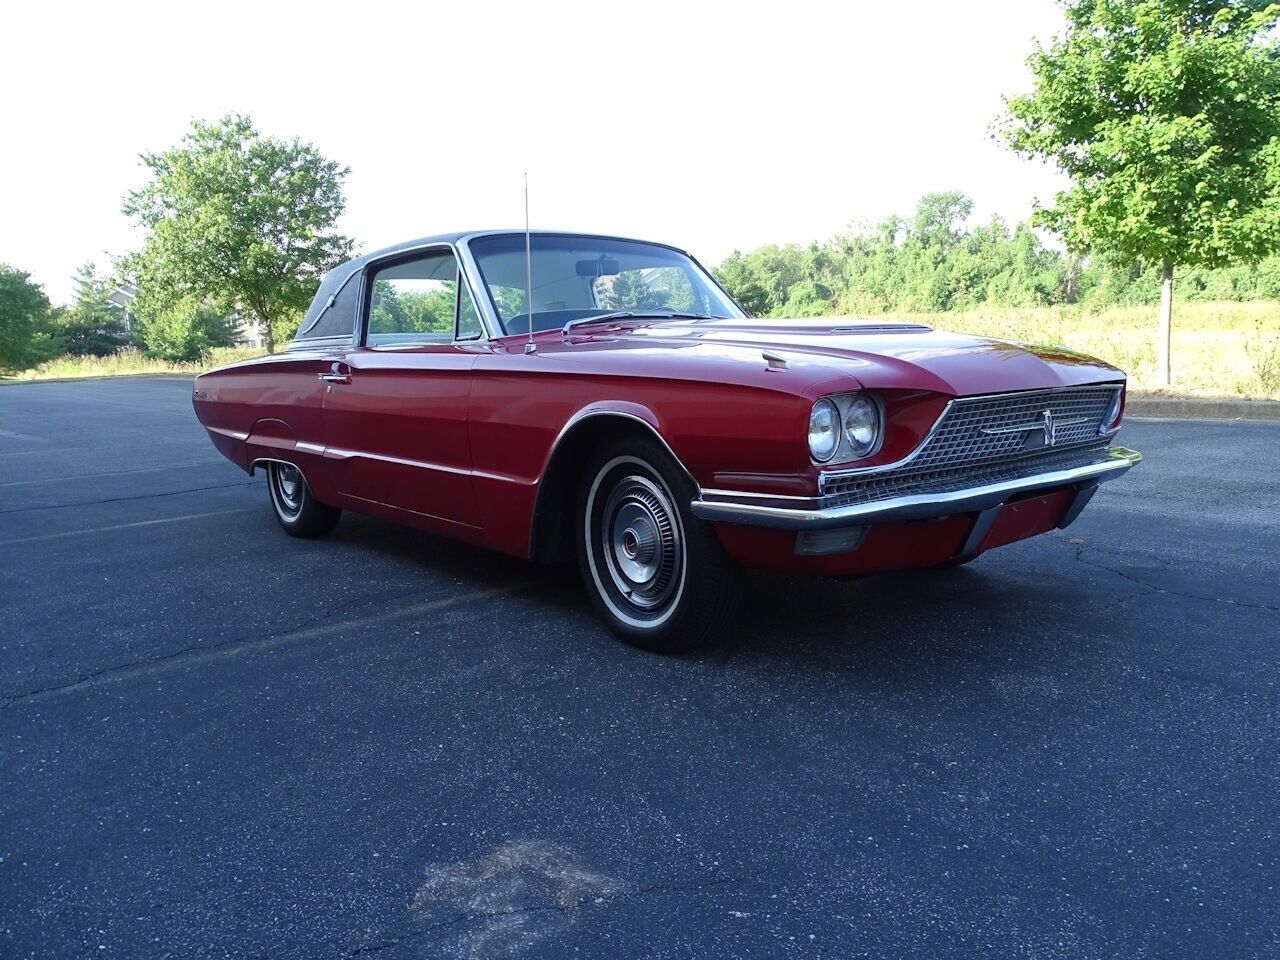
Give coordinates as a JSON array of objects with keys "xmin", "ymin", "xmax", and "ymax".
[{"xmin": 979, "ymin": 407, "xmax": 1087, "ymax": 448}]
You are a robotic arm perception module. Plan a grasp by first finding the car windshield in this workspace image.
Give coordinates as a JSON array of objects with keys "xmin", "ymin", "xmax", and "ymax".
[{"xmin": 467, "ymin": 234, "xmax": 745, "ymax": 335}]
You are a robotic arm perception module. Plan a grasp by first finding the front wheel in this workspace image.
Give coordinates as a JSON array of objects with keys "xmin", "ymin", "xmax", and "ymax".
[
  {"xmin": 266, "ymin": 461, "xmax": 341, "ymax": 538},
  {"xmin": 577, "ymin": 437, "xmax": 740, "ymax": 653}
]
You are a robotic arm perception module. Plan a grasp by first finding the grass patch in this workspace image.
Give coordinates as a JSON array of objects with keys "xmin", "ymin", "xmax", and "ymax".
[
  {"xmin": 3, "ymin": 346, "xmax": 267, "ymax": 382},
  {"xmin": 866, "ymin": 300, "xmax": 1280, "ymax": 400}
]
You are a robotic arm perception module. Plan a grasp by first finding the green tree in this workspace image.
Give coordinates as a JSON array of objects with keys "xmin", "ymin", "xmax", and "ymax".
[
  {"xmin": 134, "ymin": 295, "xmax": 236, "ymax": 362},
  {"xmin": 123, "ymin": 114, "xmax": 354, "ymax": 354},
  {"xmin": 1002, "ymin": 0, "xmax": 1280, "ymax": 384},
  {"xmin": 53, "ymin": 262, "xmax": 131, "ymax": 356},
  {"xmin": 0, "ymin": 265, "xmax": 59, "ymax": 373}
]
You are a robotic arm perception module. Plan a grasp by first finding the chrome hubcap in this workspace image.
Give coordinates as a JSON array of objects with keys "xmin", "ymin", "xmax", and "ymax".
[
  {"xmin": 273, "ymin": 463, "xmax": 303, "ymax": 517},
  {"xmin": 600, "ymin": 475, "xmax": 681, "ymax": 611}
]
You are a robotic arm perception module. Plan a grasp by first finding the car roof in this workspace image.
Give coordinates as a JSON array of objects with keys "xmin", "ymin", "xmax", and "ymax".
[{"xmin": 335, "ymin": 229, "xmax": 690, "ymax": 275}]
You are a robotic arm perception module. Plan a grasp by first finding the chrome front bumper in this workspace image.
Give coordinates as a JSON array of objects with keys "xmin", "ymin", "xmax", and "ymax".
[{"xmin": 690, "ymin": 445, "xmax": 1142, "ymax": 532}]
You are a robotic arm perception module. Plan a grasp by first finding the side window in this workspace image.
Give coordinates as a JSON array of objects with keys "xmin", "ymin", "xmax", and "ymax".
[
  {"xmin": 457, "ymin": 277, "xmax": 483, "ymax": 340},
  {"xmin": 366, "ymin": 250, "xmax": 459, "ymax": 347}
]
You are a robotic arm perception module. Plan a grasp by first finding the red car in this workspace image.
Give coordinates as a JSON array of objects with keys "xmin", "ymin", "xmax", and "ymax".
[{"xmin": 193, "ymin": 231, "xmax": 1141, "ymax": 651}]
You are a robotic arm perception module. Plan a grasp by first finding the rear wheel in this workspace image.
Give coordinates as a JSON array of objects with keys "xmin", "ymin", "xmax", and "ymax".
[
  {"xmin": 577, "ymin": 437, "xmax": 740, "ymax": 653},
  {"xmin": 266, "ymin": 461, "xmax": 340, "ymax": 538}
]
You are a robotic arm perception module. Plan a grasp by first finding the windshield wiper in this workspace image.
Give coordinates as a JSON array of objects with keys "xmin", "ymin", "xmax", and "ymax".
[{"xmin": 562, "ymin": 310, "xmax": 722, "ymax": 334}]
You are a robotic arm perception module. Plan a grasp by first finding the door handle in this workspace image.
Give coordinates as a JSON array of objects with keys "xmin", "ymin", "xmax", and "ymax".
[{"xmin": 319, "ymin": 362, "xmax": 351, "ymax": 384}]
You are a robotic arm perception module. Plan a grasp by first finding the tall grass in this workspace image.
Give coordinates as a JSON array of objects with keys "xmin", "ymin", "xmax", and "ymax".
[
  {"xmin": 868, "ymin": 300, "xmax": 1280, "ymax": 400},
  {"xmin": 5, "ymin": 303, "xmax": 1279, "ymax": 400},
  {"xmin": 4, "ymin": 346, "xmax": 266, "ymax": 382}
]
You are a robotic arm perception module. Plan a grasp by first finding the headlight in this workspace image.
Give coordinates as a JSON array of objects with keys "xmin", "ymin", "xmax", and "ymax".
[
  {"xmin": 808, "ymin": 398, "xmax": 840, "ymax": 462},
  {"xmin": 843, "ymin": 395, "xmax": 881, "ymax": 459},
  {"xmin": 1100, "ymin": 387, "xmax": 1123, "ymax": 434}
]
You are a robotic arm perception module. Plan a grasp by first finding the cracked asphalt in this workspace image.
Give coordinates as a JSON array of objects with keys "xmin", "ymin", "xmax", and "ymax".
[{"xmin": 1, "ymin": 377, "xmax": 1277, "ymax": 959}]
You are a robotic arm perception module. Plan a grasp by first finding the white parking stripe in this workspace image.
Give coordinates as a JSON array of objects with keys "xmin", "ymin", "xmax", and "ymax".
[
  {"xmin": 0, "ymin": 508, "xmax": 255, "ymax": 546},
  {"xmin": 0, "ymin": 461, "xmax": 223, "ymax": 488},
  {"xmin": 0, "ymin": 447, "xmax": 81, "ymax": 458}
]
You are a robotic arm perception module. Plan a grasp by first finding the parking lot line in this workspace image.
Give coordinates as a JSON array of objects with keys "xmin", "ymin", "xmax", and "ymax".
[
  {"xmin": 2, "ymin": 582, "xmax": 528, "ymax": 708},
  {"xmin": 0, "ymin": 507, "xmax": 256, "ymax": 546},
  {"xmin": 0, "ymin": 461, "xmax": 224, "ymax": 488}
]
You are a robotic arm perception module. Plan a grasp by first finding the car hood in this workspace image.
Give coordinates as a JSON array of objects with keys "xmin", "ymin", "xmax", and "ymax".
[{"xmin": 589, "ymin": 317, "xmax": 1124, "ymax": 396}]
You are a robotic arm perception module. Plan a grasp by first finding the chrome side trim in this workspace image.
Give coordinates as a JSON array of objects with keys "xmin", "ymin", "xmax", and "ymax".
[
  {"xmin": 322, "ymin": 446, "xmax": 470, "ymax": 477},
  {"xmin": 207, "ymin": 425, "xmax": 250, "ymax": 442},
  {"xmin": 818, "ymin": 383, "xmax": 1124, "ymax": 491},
  {"xmin": 543, "ymin": 409, "xmax": 699, "ymax": 492},
  {"xmin": 692, "ymin": 446, "xmax": 1141, "ymax": 531}
]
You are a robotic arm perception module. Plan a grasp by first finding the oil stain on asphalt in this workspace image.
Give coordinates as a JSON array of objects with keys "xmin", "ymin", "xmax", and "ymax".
[{"xmin": 410, "ymin": 841, "xmax": 622, "ymax": 958}]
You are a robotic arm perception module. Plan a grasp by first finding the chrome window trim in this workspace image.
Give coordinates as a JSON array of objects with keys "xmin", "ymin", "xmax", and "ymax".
[
  {"xmin": 356, "ymin": 242, "xmax": 498, "ymax": 347},
  {"xmin": 457, "ymin": 232, "xmax": 746, "ymax": 338},
  {"xmin": 455, "ymin": 237, "xmax": 505, "ymax": 339},
  {"xmin": 282, "ymin": 335, "xmax": 353, "ymax": 353},
  {"xmin": 817, "ymin": 382, "xmax": 1125, "ymax": 492}
]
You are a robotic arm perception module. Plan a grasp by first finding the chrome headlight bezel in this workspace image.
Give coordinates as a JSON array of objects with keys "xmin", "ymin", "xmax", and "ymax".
[
  {"xmin": 808, "ymin": 398, "xmax": 841, "ymax": 463},
  {"xmin": 809, "ymin": 392, "xmax": 883, "ymax": 465},
  {"xmin": 842, "ymin": 394, "xmax": 881, "ymax": 459},
  {"xmin": 1099, "ymin": 385, "xmax": 1124, "ymax": 435}
]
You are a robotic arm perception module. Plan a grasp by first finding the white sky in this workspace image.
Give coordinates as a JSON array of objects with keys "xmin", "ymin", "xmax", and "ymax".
[{"xmin": 1, "ymin": 0, "xmax": 1070, "ymax": 305}]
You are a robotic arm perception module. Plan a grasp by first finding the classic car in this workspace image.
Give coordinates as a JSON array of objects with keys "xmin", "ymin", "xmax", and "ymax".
[{"xmin": 192, "ymin": 230, "xmax": 1141, "ymax": 652}]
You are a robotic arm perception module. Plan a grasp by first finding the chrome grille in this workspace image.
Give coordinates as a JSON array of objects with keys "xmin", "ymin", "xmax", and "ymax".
[{"xmin": 820, "ymin": 385, "xmax": 1121, "ymax": 506}]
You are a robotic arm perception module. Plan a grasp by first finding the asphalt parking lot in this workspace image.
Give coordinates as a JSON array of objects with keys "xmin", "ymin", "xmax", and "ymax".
[{"xmin": 1, "ymin": 377, "xmax": 1277, "ymax": 959}]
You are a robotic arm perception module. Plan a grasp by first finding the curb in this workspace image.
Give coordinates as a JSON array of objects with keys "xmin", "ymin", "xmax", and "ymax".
[
  {"xmin": 0, "ymin": 373, "xmax": 198, "ymax": 386},
  {"xmin": 1126, "ymin": 393, "xmax": 1280, "ymax": 422}
]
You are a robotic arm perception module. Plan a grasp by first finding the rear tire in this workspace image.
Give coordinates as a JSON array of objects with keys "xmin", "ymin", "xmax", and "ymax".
[
  {"xmin": 577, "ymin": 436, "xmax": 740, "ymax": 653},
  {"xmin": 266, "ymin": 461, "xmax": 340, "ymax": 539}
]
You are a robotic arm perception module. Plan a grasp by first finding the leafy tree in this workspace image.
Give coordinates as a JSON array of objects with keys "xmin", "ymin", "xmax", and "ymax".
[
  {"xmin": 913, "ymin": 191, "xmax": 974, "ymax": 251},
  {"xmin": 134, "ymin": 295, "xmax": 236, "ymax": 362},
  {"xmin": 1002, "ymin": 0, "xmax": 1280, "ymax": 383},
  {"xmin": 0, "ymin": 265, "xmax": 59, "ymax": 373},
  {"xmin": 123, "ymin": 115, "xmax": 354, "ymax": 353},
  {"xmin": 596, "ymin": 270, "xmax": 671, "ymax": 311},
  {"xmin": 53, "ymin": 262, "xmax": 131, "ymax": 356}
]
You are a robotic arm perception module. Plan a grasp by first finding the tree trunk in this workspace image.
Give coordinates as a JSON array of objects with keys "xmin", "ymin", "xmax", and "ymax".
[
  {"xmin": 1157, "ymin": 260, "xmax": 1173, "ymax": 386},
  {"xmin": 262, "ymin": 313, "xmax": 275, "ymax": 355}
]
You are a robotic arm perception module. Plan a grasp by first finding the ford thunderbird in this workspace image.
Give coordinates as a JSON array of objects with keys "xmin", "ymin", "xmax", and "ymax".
[{"xmin": 192, "ymin": 231, "xmax": 1141, "ymax": 651}]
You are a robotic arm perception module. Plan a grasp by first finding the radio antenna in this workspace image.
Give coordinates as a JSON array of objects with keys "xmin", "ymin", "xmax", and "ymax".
[{"xmin": 523, "ymin": 171, "xmax": 536, "ymax": 355}]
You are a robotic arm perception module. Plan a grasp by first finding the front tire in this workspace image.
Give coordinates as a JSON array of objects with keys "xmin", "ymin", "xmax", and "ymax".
[
  {"xmin": 266, "ymin": 461, "xmax": 340, "ymax": 538},
  {"xmin": 577, "ymin": 437, "xmax": 740, "ymax": 653}
]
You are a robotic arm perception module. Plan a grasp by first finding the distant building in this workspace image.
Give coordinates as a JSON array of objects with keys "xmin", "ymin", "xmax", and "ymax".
[{"xmin": 106, "ymin": 283, "xmax": 138, "ymax": 334}]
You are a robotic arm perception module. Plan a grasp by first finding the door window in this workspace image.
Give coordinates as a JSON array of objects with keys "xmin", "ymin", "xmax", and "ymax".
[
  {"xmin": 457, "ymin": 277, "xmax": 483, "ymax": 340},
  {"xmin": 366, "ymin": 250, "xmax": 460, "ymax": 347}
]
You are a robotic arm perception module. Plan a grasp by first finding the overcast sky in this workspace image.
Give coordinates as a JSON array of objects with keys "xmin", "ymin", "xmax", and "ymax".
[{"xmin": 1, "ymin": 0, "xmax": 1070, "ymax": 305}]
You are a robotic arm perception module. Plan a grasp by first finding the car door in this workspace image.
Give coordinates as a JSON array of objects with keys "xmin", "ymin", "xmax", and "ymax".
[{"xmin": 320, "ymin": 246, "xmax": 488, "ymax": 531}]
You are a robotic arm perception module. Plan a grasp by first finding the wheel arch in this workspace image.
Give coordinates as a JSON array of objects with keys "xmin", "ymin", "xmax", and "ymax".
[{"xmin": 528, "ymin": 407, "xmax": 699, "ymax": 564}]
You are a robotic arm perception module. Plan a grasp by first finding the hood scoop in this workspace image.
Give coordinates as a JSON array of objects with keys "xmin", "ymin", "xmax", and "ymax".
[{"xmin": 829, "ymin": 323, "xmax": 933, "ymax": 334}]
